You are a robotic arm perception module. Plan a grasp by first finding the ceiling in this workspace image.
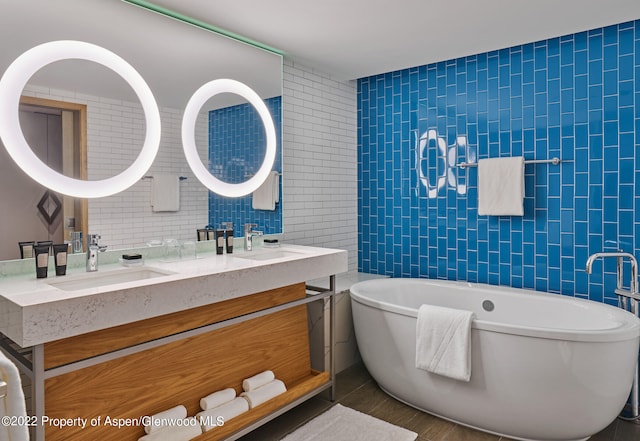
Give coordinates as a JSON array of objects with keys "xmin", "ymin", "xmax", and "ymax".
[
  {"xmin": 150, "ymin": 0, "xmax": 640, "ymax": 80},
  {"xmin": 0, "ymin": 0, "xmax": 281, "ymax": 109},
  {"xmin": 3, "ymin": 0, "xmax": 640, "ymax": 103}
]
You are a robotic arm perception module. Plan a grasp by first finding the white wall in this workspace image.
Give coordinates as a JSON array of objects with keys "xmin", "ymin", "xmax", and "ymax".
[{"xmin": 281, "ymin": 59, "xmax": 358, "ymax": 271}]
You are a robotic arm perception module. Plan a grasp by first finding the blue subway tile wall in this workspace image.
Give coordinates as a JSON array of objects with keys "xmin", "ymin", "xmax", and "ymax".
[
  {"xmin": 208, "ymin": 96, "xmax": 282, "ymax": 234},
  {"xmin": 358, "ymin": 21, "xmax": 639, "ymax": 303}
]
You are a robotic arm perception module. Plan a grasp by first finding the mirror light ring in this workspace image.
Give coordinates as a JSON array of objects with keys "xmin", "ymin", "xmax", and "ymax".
[
  {"xmin": 182, "ymin": 79, "xmax": 276, "ymax": 198},
  {"xmin": 0, "ymin": 40, "xmax": 161, "ymax": 198}
]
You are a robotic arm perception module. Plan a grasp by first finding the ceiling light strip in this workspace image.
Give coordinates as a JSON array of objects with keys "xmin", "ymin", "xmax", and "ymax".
[{"xmin": 121, "ymin": 0, "xmax": 284, "ymax": 56}]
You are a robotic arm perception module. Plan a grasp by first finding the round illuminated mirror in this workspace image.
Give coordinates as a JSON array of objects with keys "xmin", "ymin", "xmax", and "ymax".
[
  {"xmin": 0, "ymin": 40, "xmax": 161, "ymax": 198},
  {"xmin": 181, "ymin": 78, "xmax": 276, "ymax": 198}
]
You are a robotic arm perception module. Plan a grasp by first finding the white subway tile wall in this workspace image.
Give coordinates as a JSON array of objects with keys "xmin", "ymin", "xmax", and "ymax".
[{"xmin": 282, "ymin": 59, "xmax": 358, "ymax": 271}]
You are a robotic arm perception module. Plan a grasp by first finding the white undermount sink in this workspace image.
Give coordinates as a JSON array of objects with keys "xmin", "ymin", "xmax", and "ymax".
[
  {"xmin": 235, "ymin": 248, "xmax": 306, "ymax": 261},
  {"xmin": 47, "ymin": 266, "xmax": 174, "ymax": 292}
]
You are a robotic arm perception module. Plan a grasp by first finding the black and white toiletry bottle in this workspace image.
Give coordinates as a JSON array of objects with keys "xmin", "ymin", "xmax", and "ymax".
[
  {"xmin": 215, "ymin": 228, "xmax": 225, "ymax": 255},
  {"xmin": 224, "ymin": 222, "xmax": 234, "ymax": 254}
]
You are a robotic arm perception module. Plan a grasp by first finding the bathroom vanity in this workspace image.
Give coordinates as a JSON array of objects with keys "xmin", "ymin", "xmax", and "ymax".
[{"xmin": 0, "ymin": 244, "xmax": 347, "ymax": 441}]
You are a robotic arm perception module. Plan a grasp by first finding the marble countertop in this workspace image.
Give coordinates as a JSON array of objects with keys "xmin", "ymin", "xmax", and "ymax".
[{"xmin": 0, "ymin": 244, "xmax": 348, "ymax": 347}]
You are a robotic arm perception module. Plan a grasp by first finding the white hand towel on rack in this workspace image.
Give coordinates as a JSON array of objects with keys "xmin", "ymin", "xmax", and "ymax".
[
  {"xmin": 0, "ymin": 351, "xmax": 29, "ymax": 441},
  {"xmin": 252, "ymin": 171, "xmax": 279, "ymax": 211},
  {"xmin": 415, "ymin": 304, "xmax": 475, "ymax": 382},
  {"xmin": 477, "ymin": 156, "xmax": 524, "ymax": 216},
  {"xmin": 151, "ymin": 174, "xmax": 180, "ymax": 212}
]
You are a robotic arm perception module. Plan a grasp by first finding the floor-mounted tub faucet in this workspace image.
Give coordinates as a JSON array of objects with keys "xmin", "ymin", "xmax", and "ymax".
[
  {"xmin": 585, "ymin": 251, "xmax": 639, "ymax": 421},
  {"xmin": 585, "ymin": 251, "xmax": 638, "ymax": 298}
]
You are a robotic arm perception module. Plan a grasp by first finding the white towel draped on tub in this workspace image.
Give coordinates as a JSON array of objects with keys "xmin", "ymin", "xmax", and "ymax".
[
  {"xmin": 477, "ymin": 156, "xmax": 524, "ymax": 216},
  {"xmin": 0, "ymin": 351, "xmax": 29, "ymax": 441},
  {"xmin": 151, "ymin": 174, "xmax": 180, "ymax": 212},
  {"xmin": 415, "ymin": 304, "xmax": 475, "ymax": 382}
]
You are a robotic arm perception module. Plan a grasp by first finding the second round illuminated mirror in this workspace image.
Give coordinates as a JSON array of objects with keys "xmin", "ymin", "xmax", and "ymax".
[{"xmin": 181, "ymin": 79, "xmax": 277, "ymax": 198}]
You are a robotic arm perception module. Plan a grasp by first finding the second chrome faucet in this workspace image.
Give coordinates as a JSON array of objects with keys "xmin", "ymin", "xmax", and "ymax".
[{"xmin": 86, "ymin": 234, "xmax": 100, "ymax": 272}]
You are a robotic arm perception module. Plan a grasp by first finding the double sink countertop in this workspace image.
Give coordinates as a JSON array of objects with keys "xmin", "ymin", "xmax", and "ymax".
[{"xmin": 0, "ymin": 244, "xmax": 348, "ymax": 347}]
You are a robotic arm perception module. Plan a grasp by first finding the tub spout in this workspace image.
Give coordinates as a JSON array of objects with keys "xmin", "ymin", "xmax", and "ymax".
[{"xmin": 585, "ymin": 252, "xmax": 638, "ymax": 295}]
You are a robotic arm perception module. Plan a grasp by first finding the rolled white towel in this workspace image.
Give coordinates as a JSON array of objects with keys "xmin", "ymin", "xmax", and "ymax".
[
  {"xmin": 138, "ymin": 418, "xmax": 202, "ymax": 441},
  {"xmin": 196, "ymin": 397, "xmax": 249, "ymax": 432},
  {"xmin": 242, "ymin": 370, "xmax": 275, "ymax": 392},
  {"xmin": 144, "ymin": 405, "xmax": 187, "ymax": 434},
  {"xmin": 200, "ymin": 387, "xmax": 236, "ymax": 411},
  {"xmin": 240, "ymin": 379, "xmax": 286, "ymax": 408}
]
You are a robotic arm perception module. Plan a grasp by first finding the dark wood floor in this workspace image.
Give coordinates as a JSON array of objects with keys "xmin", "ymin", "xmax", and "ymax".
[{"xmin": 239, "ymin": 362, "xmax": 640, "ymax": 441}]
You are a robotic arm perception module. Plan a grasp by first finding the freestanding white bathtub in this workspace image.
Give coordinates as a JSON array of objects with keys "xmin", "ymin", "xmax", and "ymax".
[{"xmin": 350, "ymin": 278, "xmax": 640, "ymax": 441}]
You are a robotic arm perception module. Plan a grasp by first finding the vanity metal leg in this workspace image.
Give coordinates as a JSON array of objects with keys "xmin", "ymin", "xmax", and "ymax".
[
  {"xmin": 329, "ymin": 274, "xmax": 336, "ymax": 402},
  {"xmin": 33, "ymin": 344, "xmax": 45, "ymax": 441}
]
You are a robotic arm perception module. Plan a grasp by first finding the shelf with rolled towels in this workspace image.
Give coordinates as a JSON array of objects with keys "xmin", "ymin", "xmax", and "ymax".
[
  {"xmin": 190, "ymin": 370, "xmax": 287, "ymax": 435},
  {"xmin": 189, "ymin": 371, "xmax": 327, "ymax": 440},
  {"xmin": 136, "ymin": 370, "xmax": 322, "ymax": 441}
]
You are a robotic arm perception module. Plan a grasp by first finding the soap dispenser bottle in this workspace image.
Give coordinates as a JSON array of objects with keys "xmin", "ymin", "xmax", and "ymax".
[
  {"xmin": 86, "ymin": 234, "xmax": 100, "ymax": 272},
  {"xmin": 223, "ymin": 222, "xmax": 234, "ymax": 254},
  {"xmin": 215, "ymin": 228, "xmax": 225, "ymax": 255}
]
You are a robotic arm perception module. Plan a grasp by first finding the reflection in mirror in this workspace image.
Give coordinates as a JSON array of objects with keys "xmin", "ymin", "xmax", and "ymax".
[
  {"xmin": 0, "ymin": 95, "xmax": 88, "ymax": 261},
  {"xmin": 199, "ymin": 95, "xmax": 282, "ymax": 234},
  {"xmin": 0, "ymin": 0, "xmax": 283, "ymax": 260}
]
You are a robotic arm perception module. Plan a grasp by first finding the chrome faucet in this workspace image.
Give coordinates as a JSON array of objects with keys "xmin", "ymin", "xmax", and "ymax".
[
  {"xmin": 86, "ymin": 234, "xmax": 100, "ymax": 272},
  {"xmin": 244, "ymin": 223, "xmax": 263, "ymax": 251}
]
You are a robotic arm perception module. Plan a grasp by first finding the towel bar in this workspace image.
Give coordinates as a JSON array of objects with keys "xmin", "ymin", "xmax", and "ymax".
[
  {"xmin": 0, "ymin": 380, "xmax": 6, "ymax": 398},
  {"xmin": 457, "ymin": 157, "xmax": 561, "ymax": 169},
  {"xmin": 244, "ymin": 172, "xmax": 282, "ymax": 178},
  {"xmin": 142, "ymin": 176, "xmax": 187, "ymax": 181}
]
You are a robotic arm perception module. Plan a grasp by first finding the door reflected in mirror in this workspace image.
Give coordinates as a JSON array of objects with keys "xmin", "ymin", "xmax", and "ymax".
[{"xmin": 0, "ymin": 96, "xmax": 88, "ymax": 261}]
